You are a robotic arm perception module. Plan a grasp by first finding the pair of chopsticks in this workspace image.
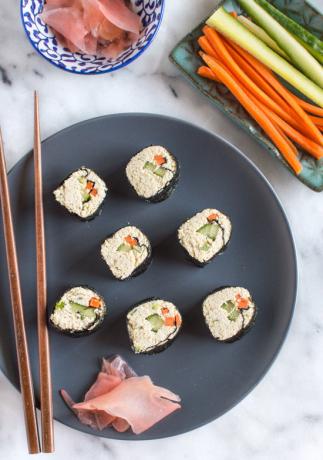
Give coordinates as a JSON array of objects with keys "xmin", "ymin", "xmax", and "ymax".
[{"xmin": 0, "ymin": 93, "xmax": 54, "ymax": 454}]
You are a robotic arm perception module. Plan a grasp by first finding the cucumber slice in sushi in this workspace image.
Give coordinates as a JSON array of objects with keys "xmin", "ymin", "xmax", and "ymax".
[
  {"xmin": 202, "ymin": 287, "xmax": 257, "ymax": 342},
  {"xmin": 49, "ymin": 286, "xmax": 107, "ymax": 337},
  {"xmin": 178, "ymin": 208, "xmax": 232, "ymax": 266},
  {"xmin": 127, "ymin": 298, "xmax": 182, "ymax": 354},
  {"xmin": 126, "ymin": 146, "xmax": 179, "ymax": 203},
  {"xmin": 101, "ymin": 226, "xmax": 152, "ymax": 280}
]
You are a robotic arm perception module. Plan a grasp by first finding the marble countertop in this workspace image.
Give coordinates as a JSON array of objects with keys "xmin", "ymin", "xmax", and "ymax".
[{"xmin": 1, "ymin": 1, "xmax": 322, "ymax": 459}]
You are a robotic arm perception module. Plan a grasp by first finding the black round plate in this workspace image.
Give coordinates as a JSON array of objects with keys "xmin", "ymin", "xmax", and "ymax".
[{"xmin": 0, "ymin": 114, "xmax": 297, "ymax": 440}]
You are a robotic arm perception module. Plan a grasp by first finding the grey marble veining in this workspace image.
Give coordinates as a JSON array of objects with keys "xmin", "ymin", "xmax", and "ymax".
[{"xmin": 0, "ymin": 1, "xmax": 323, "ymax": 459}]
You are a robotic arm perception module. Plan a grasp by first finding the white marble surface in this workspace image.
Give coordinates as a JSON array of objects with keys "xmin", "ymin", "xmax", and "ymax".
[{"xmin": 0, "ymin": 1, "xmax": 323, "ymax": 458}]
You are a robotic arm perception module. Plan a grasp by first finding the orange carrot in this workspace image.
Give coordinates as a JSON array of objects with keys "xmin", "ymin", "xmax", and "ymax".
[
  {"xmin": 311, "ymin": 116, "xmax": 323, "ymax": 127},
  {"xmin": 221, "ymin": 39, "xmax": 306, "ymax": 130},
  {"xmin": 124, "ymin": 235, "xmax": 137, "ymax": 247},
  {"xmin": 175, "ymin": 314, "xmax": 182, "ymax": 327},
  {"xmin": 197, "ymin": 65, "xmax": 219, "ymax": 82},
  {"xmin": 164, "ymin": 317, "xmax": 175, "ymax": 326},
  {"xmin": 89, "ymin": 297, "xmax": 102, "ymax": 308},
  {"xmin": 86, "ymin": 180, "xmax": 94, "ymax": 190},
  {"xmin": 202, "ymin": 26, "xmax": 306, "ymax": 134},
  {"xmin": 246, "ymin": 90, "xmax": 323, "ymax": 159},
  {"xmin": 227, "ymin": 40, "xmax": 323, "ymax": 146},
  {"xmin": 236, "ymin": 294, "xmax": 249, "ymax": 309},
  {"xmin": 198, "ymin": 36, "xmax": 220, "ymax": 60},
  {"xmin": 200, "ymin": 52, "xmax": 302, "ymax": 174},
  {"xmin": 207, "ymin": 213, "xmax": 218, "ymax": 222},
  {"xmin": 290, "ymin": 95, "xmax": 323, "ymax": 117},
  {"xmin": 90, "ymin": 188, "xmax": 98, "ymax": 197},
  {"xmin": 154, "ymin": 155, "xmax": 166, "ymax": 165}
]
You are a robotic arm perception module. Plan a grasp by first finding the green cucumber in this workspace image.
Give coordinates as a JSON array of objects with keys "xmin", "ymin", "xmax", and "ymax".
[
  {"xmin": 293, "ymin": 35, "xmax": 323, "ymax": 66},
  {"xmin": 70, "ymin": 302, "xmax": 96, "ymax": 319},
  {"xmin": 144, "ymin": 161, "xmax": 167, "ymax": 178},
  {"xmin": 197, "ymin": 222, "xmax": 219, "ymax": 241},
  {"xmin": 208, "ymin": 223, "xmax": 219, "ymax": 240},
  {"xmin": 201, "ymin": 241, "xmax": 212, "ymax": 251},
  {"xmin": 238, "ymin": 14, "xmax": 323, "ymax": 65},
  {"xmin": 206, "ymin": 8, "xmax": 323, "ymax": 107},
  {"xmin": 254, "ymin": 0, "xmax": 323, "ymax": 55},
  {"xmin": 221, "ymin": 300, "xmax": 240, "ymax": 321},
  {"xmin": 82, "ymin": 193, "xmax": 91, "ymax": 203},
  {"xmin": 237, "ymin": 15, "xmax": 289, "ymax": 59},
  {"xmin": 55, "ymin": 301, "xmax": 65, "ymax": 310},
  {"xmin": 144, "ymin": 161, "xmax": 155, "ymax": 172},
  {"xmin": 117, "ymin": 243, "xmax": 132, "ymax": 252},
  {"xmin": 154, "ymin": 167, "xmax": 167, "ymax": 178},
  {"xmin": 236, "ymin": 0, "xmax": 323, "ymax": 88},
  {"xmin": 228, "ymin": 309, "xmax": 240, "ymax": 321},
  {"xmin": 146, "ymin": 313, "xmax": 164, "ymax": 333}
]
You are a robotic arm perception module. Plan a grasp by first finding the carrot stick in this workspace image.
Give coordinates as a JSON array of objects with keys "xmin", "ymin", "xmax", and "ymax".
[
  {"xmin": 245, "ymin": 90, "xmax": 323, "ymax": 159},
  {"xmin": 290, "ymin": 95, "xmax": 323, "ymax": 117},
  {"xmin": 197, "ymin": 65, "xmax": 220, "ymax": 82},
  {"xmin": 198, "ymin": 36, "xmax": 220, "ymax": 59},
  {"xmin": 227, "ymin": 40, "xmax": 323, "ymax": 146},
  {"xmin": 310, "ymin": 116, "xmax": 323, "ymax": 127},
  {"xmin": 199, "ymin": 60, "xmax": 300, "ymax": 157},
  {"xmin": 221, "ymin": 39, "xmax": 304, "ymax": 129},
  {"xmin": 200, "ymin": 52, "xmax": 302, "ymax": 174},
  {"xmin": 202, "ymin": 26, "xmax": 307, "ymax": 135}
]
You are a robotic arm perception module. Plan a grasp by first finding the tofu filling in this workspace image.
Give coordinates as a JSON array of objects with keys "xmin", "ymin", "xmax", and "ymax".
[
  {"xmin": 178, "ymin": 208, "xmax": 232, "ymax": 263},
  {"xmin": 203, "ymin": 287, "xmax": 255, "ymax": 341},
  {"xmin": 126, "ymin": 146, "xmax": 177, "ymax": 199},
  {"xmin": 54, "ymin": 167, "xmax": 107, "ymax": 218},
  {"xmin": 50, "ymin": 286, "xmax": 106, "ymax": 332},
  {"xmin": 101, "ymin": 226, "xmax": 151, "ymax": 280},
  {"xmin": 127, "ymin": 299, "xmax": 182, "ymax": 353}
]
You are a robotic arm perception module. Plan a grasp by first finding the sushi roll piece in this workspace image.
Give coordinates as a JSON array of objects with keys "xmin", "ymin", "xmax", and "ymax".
[
  {"xmin": 127, "ymin": 298, "xmax": 182, "ymax": 354},
  {"xmin": 125, "ymin": 145, "xmax": 179, "ymax": 203},
  {"xmin": 178, "ymin": 208, "xmax": 232, "ymax": 266},
  {"xmin": 53, "ymin": 167, "xmax": 107, "ymax": 220},
  {"xmin": 202, "ymin": 287, "xmax": 256, "ymax": 342},
  {"xmin": 49, "ymin": 286, "xmax": 107, "ymax": 337},
  {"xmin": 101, "ymin": 226, "xmax": 152, "ymax": 280}
]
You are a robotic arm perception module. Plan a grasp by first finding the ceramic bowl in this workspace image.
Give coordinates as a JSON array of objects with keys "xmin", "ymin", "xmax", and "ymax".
[{"xmin": 21, "ymin": 0, "xmax": 164, "ymax": 74}]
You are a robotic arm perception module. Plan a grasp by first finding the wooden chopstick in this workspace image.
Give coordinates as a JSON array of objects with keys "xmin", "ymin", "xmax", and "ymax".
[
  {"xmin": 34, "ymin": 91, "xmax": 54, "ymax": 453},
  {"xmin": 0, "ymin": 129, "xmax": 40, "ymax": 454}
]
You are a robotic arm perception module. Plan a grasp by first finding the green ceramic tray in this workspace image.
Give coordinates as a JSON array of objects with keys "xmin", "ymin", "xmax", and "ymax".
[{"xmin": 170, "ymin": 0, "xmax": 323, "ymax": 192}]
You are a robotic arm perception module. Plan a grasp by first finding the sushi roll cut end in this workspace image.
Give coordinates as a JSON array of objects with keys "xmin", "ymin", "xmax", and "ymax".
[
  {"xmin": 127, "ymin": 299, "xmax": 182, "ymax": 354},
  {"xmin": 203, "ymin": 287, "xmax": 256, "ymax": 342},
  {"xmin": 54, "ymin": 167, "xmax": 107, "ymax": 220},
  {"xmin": 178, "ymin": 208, "xmax": 232, "ymax": 265},
  {"xmin": 126, "ymin": 146, "xmax": 179, "ymax": 202},
  {"xmin": 101, "ymin": 226, "xmax": 151, "ymax": 280},
  {"xmin": 50, "ymin": 286, "xmax": 106, "ymax": 336}
]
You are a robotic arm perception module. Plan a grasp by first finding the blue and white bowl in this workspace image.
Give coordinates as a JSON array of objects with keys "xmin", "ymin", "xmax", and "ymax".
[{"xmin": 21, "ymin": 0, "xmax": 165, "ymax": 75}]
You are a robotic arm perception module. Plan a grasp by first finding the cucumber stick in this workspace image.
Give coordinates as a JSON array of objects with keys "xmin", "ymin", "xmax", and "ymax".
[
  {"xmin": 237, "ymin": 15, "xmax": 289, "ymax": 60},
  {"xmin": 238, "ymin": 14, "xmax": 323, "ymax": 66},
  {"xmin": 206, "ymin": 8, "xmax": 323, "ymax": 107},
  {"xmin": 255, "ymin": 0, "xmax": 323, "ymax": 54},
  {"xmin": 237, "ymin": 0, "xmax": 323, "ymax": 88},
  {"xmin": 294, "ymin": 35, "xmax": 323, "ymax": 66}
]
